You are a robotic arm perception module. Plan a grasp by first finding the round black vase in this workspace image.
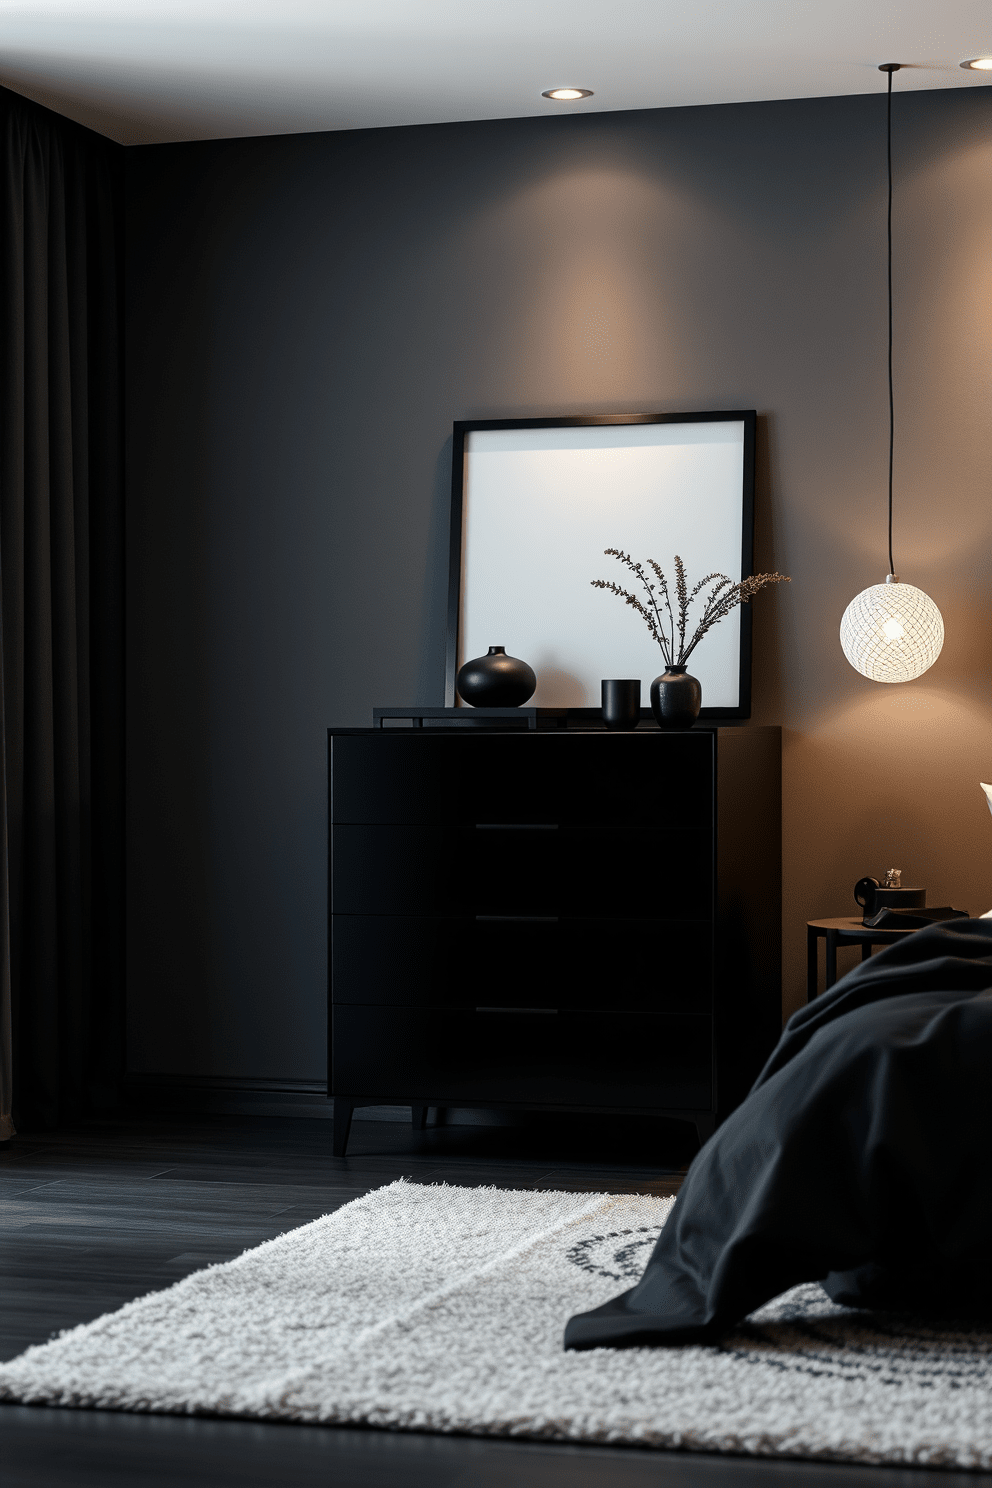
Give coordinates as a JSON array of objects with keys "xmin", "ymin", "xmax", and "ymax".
[
  {"xmin": 456, "ymin": 646, "xmax": 537, "ymax": 708},
  {"xmin": 650, "ymin": 667, "xmax": 702, "ymax": 731}
]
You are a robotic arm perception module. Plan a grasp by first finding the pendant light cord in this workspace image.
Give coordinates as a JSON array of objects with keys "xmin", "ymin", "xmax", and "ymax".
[{"xmin": 883, "ymin": 64, "xmax": 899, "ymax": 577}]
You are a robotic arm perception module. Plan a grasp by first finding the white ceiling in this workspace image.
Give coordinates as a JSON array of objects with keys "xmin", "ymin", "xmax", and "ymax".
[{"xmin": 0, "ymin": 0, "xmax": 989, "ymax": 146}]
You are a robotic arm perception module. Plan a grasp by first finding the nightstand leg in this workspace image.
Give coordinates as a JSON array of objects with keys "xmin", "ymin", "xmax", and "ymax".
[
  {"xmin": 332, "ymin": 1099, "xmax": 354, "ymax": 1157},
  {"xmin": 861, "ymin": 942, "xmax": 872, "ymax": 962},
  {"xmin": 825, "ymin": 930, "xmax": 838, "ymax": 990},
  {"xmin": 412, "ymin": 1104, "xmax": 428, "ymax": 1131},
  {"xmin": 807, "ymin": 926, "xmax": 819, "ymax": 1001}
]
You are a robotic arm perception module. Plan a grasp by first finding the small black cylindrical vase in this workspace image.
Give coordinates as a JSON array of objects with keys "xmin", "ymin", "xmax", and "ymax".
[
  {"xmin": 650, "ymin": 667, "xmax": 702, "ymax": 731},
  {"xmin": 601, "ymin": 679, "xmax": 641, "ymax": 731},
  {"xmin": 456, "ymin": 646, "xmax": 537, "ymax": 708}
]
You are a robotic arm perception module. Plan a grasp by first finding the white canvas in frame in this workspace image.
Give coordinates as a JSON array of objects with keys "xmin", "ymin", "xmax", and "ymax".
[{"xmin": 458, "ymin": 420, "xmax": 746, "ymax": 710}]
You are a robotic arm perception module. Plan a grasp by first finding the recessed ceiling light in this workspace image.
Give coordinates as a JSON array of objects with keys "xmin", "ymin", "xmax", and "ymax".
[
  {"xmin": 960, "ymin": 57, "xmax": 992, "ymax": 69},
  {"xmin": 542, "ymin": 88, "xmax": 594, "ymax": 101}
]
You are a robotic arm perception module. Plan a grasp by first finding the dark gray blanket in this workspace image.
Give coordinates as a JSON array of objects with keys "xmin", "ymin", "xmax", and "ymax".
[{"xmin": 564, "ymin": 918, "xmax": 992, "ymax": 1349}]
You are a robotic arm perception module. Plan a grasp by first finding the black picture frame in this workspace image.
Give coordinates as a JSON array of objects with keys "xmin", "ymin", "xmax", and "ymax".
[{"xmin": 446, "ymin": 411, "xmax": 757, "ymax": 721}]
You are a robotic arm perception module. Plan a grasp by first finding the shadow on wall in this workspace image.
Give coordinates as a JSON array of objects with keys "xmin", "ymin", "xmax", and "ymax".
[{"xmin": 530, "ymin": 659, "xmax": 587, "ymax": 708}]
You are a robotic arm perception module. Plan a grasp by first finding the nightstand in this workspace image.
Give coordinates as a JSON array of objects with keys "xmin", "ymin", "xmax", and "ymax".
[{"xmin": 806, "ymin": 917, "xmax": 916, "ymax": 1002}]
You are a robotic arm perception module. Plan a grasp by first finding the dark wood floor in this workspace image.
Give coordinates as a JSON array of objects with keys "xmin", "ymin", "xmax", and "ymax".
[{"xmin": 1, "ymin": 1113, "xmax": 988, "ymax": 1488}]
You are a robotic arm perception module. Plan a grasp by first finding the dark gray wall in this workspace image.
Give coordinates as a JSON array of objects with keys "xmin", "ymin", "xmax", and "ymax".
[{"xmin": 125, "ymin": 88, "xmax": 992, "ymax": 1082}]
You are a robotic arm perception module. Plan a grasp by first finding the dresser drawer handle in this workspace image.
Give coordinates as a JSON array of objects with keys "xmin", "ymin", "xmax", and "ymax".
[
  {"xmin": 476, "ymin": 1006, "xmax": 558, "ymax": 1015},
  {"xmin": 475, "ymin": 823, "xmax": 559, "ymax": 831},
  {"xmin": 475, "ymin": 914, "xmax": 558, "ymax": 922}
]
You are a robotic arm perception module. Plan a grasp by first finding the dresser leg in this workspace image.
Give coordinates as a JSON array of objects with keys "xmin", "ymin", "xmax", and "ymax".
[
  {"xmin": 333, "ymin": 1099, "xmax": 355, "ymax": 1157},
  {"xmin": 694, "ymin": 1113, "xmax": 716, "ymax": 1146},
  {"xmin": 412, "ymin": 1104, "xmax": 429, "ymax": 1131}
]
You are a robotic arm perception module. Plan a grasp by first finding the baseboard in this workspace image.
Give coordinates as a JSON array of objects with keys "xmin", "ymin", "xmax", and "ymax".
[
  {"xmin": 123, "ymin": 1073, "xmax": 333, "ymax": 1120},
  {"xmin": 122, "ymin": 1074, "xmax": 515, "ymax": 1126}
]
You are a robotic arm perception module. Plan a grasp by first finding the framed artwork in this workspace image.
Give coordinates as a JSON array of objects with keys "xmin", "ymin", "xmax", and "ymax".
[{"xmin": 446, "ymin": 411, "xmax": 757, "ymax": 720}]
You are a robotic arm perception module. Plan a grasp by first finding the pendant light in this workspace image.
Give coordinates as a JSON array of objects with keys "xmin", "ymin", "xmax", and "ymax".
[{"xmin": 839, "ymin": 63, "xmax": 944, "ymax": 683}]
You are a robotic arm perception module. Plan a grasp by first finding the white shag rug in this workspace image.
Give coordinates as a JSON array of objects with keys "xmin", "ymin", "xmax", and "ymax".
[{"xmin": 2, "ymin": 1179, "xmax": 990, "ymax": 1470}]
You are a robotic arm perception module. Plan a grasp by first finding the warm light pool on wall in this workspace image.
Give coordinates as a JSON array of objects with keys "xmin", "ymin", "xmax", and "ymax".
[
  {"xmin": 839, "ymin": 63, "xmax": 944, "ymax": 684},
  {"xmin": 542, "ymin": 88, "xmax": 594, "ymax": 100}
]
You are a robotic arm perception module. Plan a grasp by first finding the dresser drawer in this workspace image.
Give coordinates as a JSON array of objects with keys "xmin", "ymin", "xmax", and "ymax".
[
  {"xmin": 330, "ymin": 732, "xmax": 713, "ymax": 830},
  {"xmin": 331, "ymin": 825, "xmax": 712, "ymax": 918},
  {"xmin": 332, "ymin": 1006, "xmax": 712, "ymax": 1110},
  {"xmin": 331, "ymin": 914, "xmax": 712, "ymax": 1014}
]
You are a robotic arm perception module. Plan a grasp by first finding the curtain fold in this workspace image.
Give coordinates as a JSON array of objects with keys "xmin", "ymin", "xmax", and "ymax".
[{"xmin": 0, "ymin": 87, "xmax": 124, "ymax": 1134}]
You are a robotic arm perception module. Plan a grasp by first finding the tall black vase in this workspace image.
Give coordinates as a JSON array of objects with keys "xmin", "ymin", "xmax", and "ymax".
[
  {"xmin": 456, "ymin": 646, "xmax": 537, "ymax": 707},
  {"xmin": 650, "ymin": 667, "xmax": 702, "ymax": 731}
]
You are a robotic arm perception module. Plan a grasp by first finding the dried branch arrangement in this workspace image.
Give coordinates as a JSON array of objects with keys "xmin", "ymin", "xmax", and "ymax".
[{"xmin": 591, "ymin": 549, "xmax": 790, "ymax": 669}]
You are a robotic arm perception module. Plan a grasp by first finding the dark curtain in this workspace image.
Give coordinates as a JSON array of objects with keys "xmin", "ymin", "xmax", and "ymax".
[{"xmin": 0, "ymin": 86, "xmax": 124, "ymax": 1134}]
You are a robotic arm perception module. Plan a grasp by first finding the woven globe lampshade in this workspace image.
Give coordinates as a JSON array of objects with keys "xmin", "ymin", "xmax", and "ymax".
[
  {"xmin": 839, "ymin": 575, "xmax": 944, "ymax": 683},
  {"xmin": 840, "ymin": 65, "xmax": 945, "ymax": 685}
]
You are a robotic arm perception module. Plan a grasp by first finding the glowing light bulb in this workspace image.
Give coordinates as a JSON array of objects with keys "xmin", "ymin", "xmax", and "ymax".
[
  {"xmin": 840, "ymin": 576, "xmax": 943, "ymax": 682},
  {"xmin": 541, "ymin": 88, "xmax": 594, "ymax": 100},
  {"xmin": 960, "ymin": 57, "xmax": 992, "ymax": 69}
]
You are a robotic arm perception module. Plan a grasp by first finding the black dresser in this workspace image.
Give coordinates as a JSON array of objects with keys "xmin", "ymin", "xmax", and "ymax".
[{"xmin": 328, "ymin": 725, "xmax": 781, "ymax": 1155}]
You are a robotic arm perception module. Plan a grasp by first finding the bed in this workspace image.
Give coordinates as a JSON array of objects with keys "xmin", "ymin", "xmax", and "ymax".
[{"xmin": 565, "ymin": 916, "xmax": 992, "ymax": 1349}]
